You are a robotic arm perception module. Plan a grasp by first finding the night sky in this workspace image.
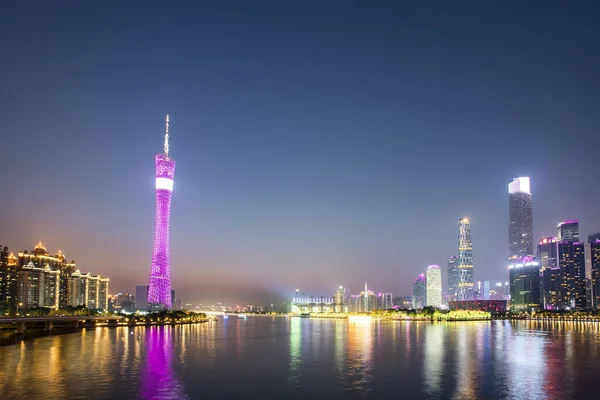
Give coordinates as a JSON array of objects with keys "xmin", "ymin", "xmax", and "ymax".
[{"xmin": 1, "ymin": 1, "xmax": 599, "ymax": 305}]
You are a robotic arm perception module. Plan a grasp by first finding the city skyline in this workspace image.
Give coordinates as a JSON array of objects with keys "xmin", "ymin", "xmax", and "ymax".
[{"xmin": 1, "ymin": 2, "xmax": 600, "ymax": 304}]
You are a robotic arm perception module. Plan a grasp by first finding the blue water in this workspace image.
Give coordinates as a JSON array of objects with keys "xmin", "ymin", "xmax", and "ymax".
[{"xmin": 1, "ymin": 317, "xmax": 599, "ymax": 399}]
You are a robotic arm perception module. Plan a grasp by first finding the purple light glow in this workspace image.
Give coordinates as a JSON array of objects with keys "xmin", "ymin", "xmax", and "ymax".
[{"xmin": 148, "ymin": 153, "xmax": 176, "ymax": 309}]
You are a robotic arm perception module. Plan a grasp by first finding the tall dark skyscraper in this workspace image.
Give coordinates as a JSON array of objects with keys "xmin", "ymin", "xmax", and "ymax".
[
  {"xmin": 509, "ymin": 256, "xmax": 541, "ymax": 311},
  {"xmin": 447, "ymin": 256, "xmax": 459, "ymax": 302},
  {"xmin": 412, "ymin": 273, "xmax": 426, "ymax": 309},
  {"xmin": 557, "ymin": 220, "xmax": 580, "ymax": 242},
  {"xmin": 508, "ymin": 177, "xmax": 533, "ymax": 263},
  {"xmin": 537, "ymin": 237, "xmax": 560, "ymax": 310},
  {"xmin": 558, "ymin": 241, "xmax": 586, "ymax": 310},
  {"xmin": 590, "ymin": 239, "xmax": 600, "ymax": 310},
  {"xmin": 588, "ymin": 232, "xmax": 600, "ymax": 243},
  {"xmin": 457, "ymin": 218, "xmax": 474, "ymax": 300}
]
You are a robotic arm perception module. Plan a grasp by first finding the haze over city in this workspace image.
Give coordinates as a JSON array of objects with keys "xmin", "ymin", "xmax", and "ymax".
[{"xmin": 1, "ymin": 1, "xmax": 599, "ymax": 305}]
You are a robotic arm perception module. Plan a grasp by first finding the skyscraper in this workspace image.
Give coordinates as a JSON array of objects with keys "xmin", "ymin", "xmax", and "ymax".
[
  {"xmin": 509, "ymin": 256, "xmax": 541, "ymax": 311},
  {"xmin": 457, "ymin": 218, "xmax": 474, "ymax": 300},
  {"xmin": 412, "ymin": 273, "xmax": 426, "ymax": 309},
  {"xmin": 590, "ymin": 239, "xmax": 600, "ymax": 310},
  {"xmin": 557, "ymin": 220, "xmax": 580, "ymax": 242},
  {"xmin": 426, "ymin": 265, "xmax": 442, "ymax": 307},
  {"xmin": 508, "ymin": 177, "xmax": 533, "ymax": 262},
  {"xmin": 447, "ymin": 256, "xmax": 459, "ymax": 302},
  {"xmin": 148, "ymin": 115, "xmax": 176, "ymax": 310},
  {"xmin": 537, "ymin": 237, "xmax": 561, "ymax": 310},
  {"xmin": 558, "ymin": 241, "xmax": 586, "ymax": 310}
]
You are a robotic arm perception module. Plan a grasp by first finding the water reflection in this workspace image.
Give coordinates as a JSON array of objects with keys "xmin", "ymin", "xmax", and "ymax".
[
  {"xmin": 142, "ymin": 327, "xmax": 188, "ymax": 400},
  {"xmin": 346, "ymin": 321, "xmax": 373, "ymax": 392},
  {"xmin": 288, "ymin": 317, "xmax": 302, "ymax": 385},
  {"xmin": 423, "ymin": 323, "xmax": 444, "ymax": 397}
]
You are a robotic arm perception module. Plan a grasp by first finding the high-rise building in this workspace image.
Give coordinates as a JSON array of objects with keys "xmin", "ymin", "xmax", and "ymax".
[
  {"xmin": 457, "ymin": 218, "xmax": 474, "ymax": 300},
  {"xmin": 426, "ymin": 265, "xmax": 442, "ymax": 307},
  {"xmin": 136, "ymin": 285, "xmax": 149, "ymax": 311},
  {"xmin": 558, "ymin": 241, "xmax": 586, "ymax": 310},
  {"xmin": 0, "ymin": 247, "xmax": 18, "ymax": 314},
  {"xmin": 508, "ymin": 177, "xmax": 534, "ymax": 263},
  {"xmin": 360, "ymin": 282, "xmax": 376, "ymax": 312},
  {"xmin": 333, "ymin": 286, "xmax": 348, "ymax": 313},
  {"xmin": 412, "ymin": 273, "xmax": 427, "ymax": 309},
  {"xmin": 475, "ymin": 280, "xmax": 490, "ymax": 300},
  {"xmin": 557, "ymin": 220, "xmax": 579, "ymax": 242},
  {"xmin": 588, "ymin": 232, "xmax": 600, "ymax": 243},
  {"xmin": 590, "ymin": 239, "xmax": 600, "ymax": 310},
  {"xmin": 376, "ymin": 292, "xmax": 393, "ymax": 309},
  {"xmin": 148, "ymin": 115, "xmax": 176, "ymax": 310},
  {"xmin": 537, "ymin": 237, "xmax": 561, "ymax": 310},
  {"xmin": 509, "ymin": 257, "xmax": 541, "ymax": 311},
  {"xmin": 447, "ymin": 256, "xmax": 459, "ymax": 302}
]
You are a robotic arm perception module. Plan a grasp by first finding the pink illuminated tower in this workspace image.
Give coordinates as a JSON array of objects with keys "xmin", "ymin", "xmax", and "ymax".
[{"xmin": 148, "ymin": 115, "xmax": 176, "ymax": 310}]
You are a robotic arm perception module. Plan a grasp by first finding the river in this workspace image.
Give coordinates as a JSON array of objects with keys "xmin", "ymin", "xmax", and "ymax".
[{"xmin": 1, "ymin": 317, "xmax": 599, "ymax": 399}]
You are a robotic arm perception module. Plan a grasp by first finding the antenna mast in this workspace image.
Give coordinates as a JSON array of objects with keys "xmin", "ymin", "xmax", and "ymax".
[{"xmin": 164, "ymin": 114, "xmax": 170, "ymax": 156}]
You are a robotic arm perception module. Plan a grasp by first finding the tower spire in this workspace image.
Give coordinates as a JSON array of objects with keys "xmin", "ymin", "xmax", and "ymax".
[{"xmin": 164, "ymin": 114, "xmax": 170, "ymax": 156}]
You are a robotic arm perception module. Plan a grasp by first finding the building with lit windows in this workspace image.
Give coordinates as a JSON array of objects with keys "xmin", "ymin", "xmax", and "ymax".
[
  {"xmin": 0, "ymin": 247, "xmax": 18, "ymax": 313},
  {"xmin": 447, "ymin": 256, "xmax": 459, "ymax": 302},
  {"xmin": 509, "ymin": 257, "xmax": 541, "ymax": 311},
  {"xmin": 508, "ymin": 177, "xmax": 534, "ymax": 263},
  {"xmin": 17, "ymin": 262, "xmax": 60, "ymax": 310},
  {"xmin": 449, "ymin": 300, "xmax": 507, "ymax": 314},
  {"xmin": 458, "ymin": 218, "xmax": 474, "ymax": 300},
  {"xmin": 360, "ymin": 282, "xmax": 376, "ymax": 312},
  {"xmin": 426, "ymin": 265, "xmax": 442, "ymax": 307},
  {"xmin": 590, "ymin": 239, "xmax": 600, "ymax": 310},
  {"xmin": 537, "ymin": 237, "xmax": 561, "ymax": 310},
  {"xmin": 558, "ymin": 241, "xmax": 586, "ymax": 310},
  {"xmin": 333, "ymin": 286, "xmax": 348, "ymax": 313},
  {"xmin": 291, "ymin": 289, "xmax": 335, "ymax": 314},
  {"xmin": 376, "ymin": 292, "xmax": 393, "ymax": 309},
  {"xmin": 413, "ymin": 273, "xmax": 427, "ymax": 309},
  {"xmin": 557, "ymin": 220, "xmax": 579, "ymax": 242}
]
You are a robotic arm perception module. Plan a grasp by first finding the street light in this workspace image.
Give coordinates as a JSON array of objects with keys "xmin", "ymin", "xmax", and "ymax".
[{"xmin": 17, "ymin": 302, "xmax": 23, "ymax": 316}]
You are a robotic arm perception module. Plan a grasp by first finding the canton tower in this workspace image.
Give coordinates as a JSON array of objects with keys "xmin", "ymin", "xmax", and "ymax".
[{"xmin": 148, "ymin": 115, "xmax": 176, "ymax": 310}]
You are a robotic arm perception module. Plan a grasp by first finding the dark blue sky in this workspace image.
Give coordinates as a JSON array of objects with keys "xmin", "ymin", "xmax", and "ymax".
[{"xmin": 1, "ymin": 1, "xmax": 599, "ymax": 304}]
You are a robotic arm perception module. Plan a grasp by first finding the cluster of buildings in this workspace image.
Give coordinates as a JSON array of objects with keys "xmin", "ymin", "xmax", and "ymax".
[
  {"xmin": 412, "ymin": 177, "xmax": 600, "ymax": 313},
  {"xmin": 292, "ymin": 284, "xmax": 393, "ymax": 314},
  {"xmin": 0, "ymin": 242, "xmax": 109, "ymax": 314}
]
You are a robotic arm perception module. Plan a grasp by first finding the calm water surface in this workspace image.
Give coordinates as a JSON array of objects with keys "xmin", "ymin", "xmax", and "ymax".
[{"xmin": 1, "ymin": 317, "xmax": 600, "ymax": 399}]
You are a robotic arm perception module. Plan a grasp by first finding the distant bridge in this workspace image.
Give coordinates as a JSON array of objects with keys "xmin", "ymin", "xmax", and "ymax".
[{"xmin": 0, "ymin": 315, "xmax": 123, "ymax": 334}]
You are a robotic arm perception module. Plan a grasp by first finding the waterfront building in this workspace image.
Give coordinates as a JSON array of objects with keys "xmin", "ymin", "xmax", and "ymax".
[
  {"xmin": 557, "ymin": 220, "xmax": 579, "ymax": 242},
  {"xmin": 412, "ymin": 273, "xmax": 427, "ymax": 309},
  {"xmin": 508, "ymin": 177, "xmax": 534, "ymax": 263},
  {"xmin": 558, "ymin": 241, "xmax": 586, "ymax": 310},
  {"xmin": 393, "ymin": 296, "xmax": 413, "ymax": 309},
  {"xmin": 349, "ymin": 294, "xmax": 362, "ymax": 312},
  {"xmin": 333, "ymin": 286, "xmax": 348, "ymax": 313},
  {"xmin": 291, "ymin": 289, "xmax": 335, "ymax": 313},
  {"xmin": 148, "ymin": 115, "xmax": 176, "ymax": 310},
  {"xmin": 449, "ymin": 300, "xmax": 507, "ymax": 314},
  {"xmin": 447, "ymin": 256, "xmax": 459, "ymax": 302},
  {"xmin": 509, "ymin": 257, "xmax": 541, "ymax": 311},
  {"xmin": 16, "ymin": 262, "xmax": 60, "ymax": 310},
  {"xmin": 457, "ymin": 218, "xmax": 474, "ymax": 300},
  {"xmin": 136, "ymin": 285, "xmax": 149, "ymax": 311},
  {"xmin": 376, "ymin": 292, "xmax": 393, "ymax": 309},
  {"xmin": 426, "ymin": 265, "xmax": 442, "ymax": 307},
  {"xmin": 360, "ymin": 282, "xmax": 376, "ymax": 312},
  {"xmin": 537, "ymin": 237, "xmax": 561, "ymax": 309},
  {"xmin": 590, "ymin": 239, "xmax": 600, "ymax": 310},
  {"xmin": 0, "ymin": 247, "xmax": 18, "ymax": 313}
]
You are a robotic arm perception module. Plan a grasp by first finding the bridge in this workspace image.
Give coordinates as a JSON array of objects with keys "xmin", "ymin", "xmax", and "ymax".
[{"xmin": 0, "ymin": 315, "xmax": 124, "ymax": 334}]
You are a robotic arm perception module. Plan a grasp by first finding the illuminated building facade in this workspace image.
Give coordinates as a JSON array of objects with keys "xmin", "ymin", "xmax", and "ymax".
[
  {"xmin": 537, "ymin": 237, "xmax": 561, "ymax": 310},
  {"xmin": 449, "ymin": 300, "xmax": 507, "ymax": 314},
  {"xmin": 509, "ymin": 257, "xmax": 541, "ymax": 311},
  {"xmin": 360, "ymin": 282, "xmax": 376, "ymax": 312},
  {"xmin": 508, "ymin": 177, "xmax": 534, "ymax": 262},
  {"xmin": 447, "ymin": 256, "xmax": 459, "ymax": 302},
  {"xmin": 0, "ymin": 246, "xmax": 18, "ymax": 313},
  {"xmin": 590, "ymin": 239, "xmax": 600, "ymax": 310},
  {"xmin": 376, "ymin": 292, "xmax": 393, "ymax": 309},
  {"xmin": 557, "ymin": 220, "xmax": 579, "ymax": 242},
  {"xmin": 457, "ymin": 218, "xmax": 474, "ymax": 300},
  {"xmin": 291, "ymin": 289, "xmax": 335, "ymax": 313},
  {"xmin": 17, "ymin": 262, "xmax": 60, "ymax": 310},
  {"xmin": 413, "ymin": 273, "xmax": 426, "ymax": 309},
  {"xmin": 333, "ymin": 286, "xmax": 348, "ymax": 313},
  {"xmin": 426, "ymin": 265, "xmax": 442, "ymax": 307},
  {"xmin": 148, "ymin": 115, "xmax": 176, "ymax": 310},
  {"xmin": 558, "ymin": 241, "xmax": 586, "ymax": 310}
]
